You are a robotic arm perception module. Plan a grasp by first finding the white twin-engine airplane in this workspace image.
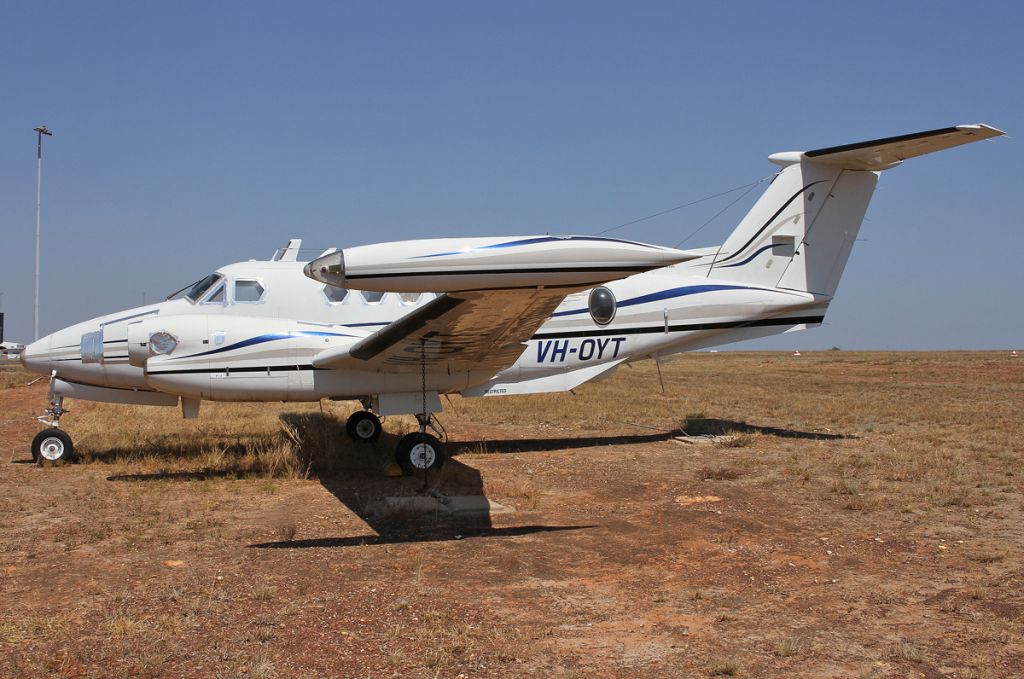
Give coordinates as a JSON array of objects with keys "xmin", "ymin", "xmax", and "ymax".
[{"xmin": 21, "ymin": 124, "xmax": 1004, "ymax": 470}]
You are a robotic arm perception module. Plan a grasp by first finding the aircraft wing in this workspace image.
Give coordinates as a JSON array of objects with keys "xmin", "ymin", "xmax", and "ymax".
[
  {"xmin": 313, "ymin": 288, "xmax": 571, "ymax": 372},
  {"xmin": 306, "ymin": 234, "xmax": 699, "ymax": 374}
]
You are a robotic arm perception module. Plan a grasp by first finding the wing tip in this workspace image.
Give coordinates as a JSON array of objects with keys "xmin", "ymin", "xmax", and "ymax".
[{"xmin": 956, "ymin": 123, "xmax": 1006, "ymax": 138}]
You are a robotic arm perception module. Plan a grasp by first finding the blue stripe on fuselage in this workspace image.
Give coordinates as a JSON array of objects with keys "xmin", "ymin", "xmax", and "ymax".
[
  {"xmin": 550, "ymin": 284, "xmax": 763, "ymax": 317},
  {"xmin": 175, "ymin": 330, "xmax": 353, "ymax": 359},
  {"xmin": 413, "ymin": 235, "xmax": 661, "ymax": 259},
  {"xmin": 717, "ymin": 242, "xmax": 787, "ymax": 268}
]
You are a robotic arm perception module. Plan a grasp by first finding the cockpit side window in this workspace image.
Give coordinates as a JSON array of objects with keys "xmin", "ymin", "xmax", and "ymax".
[
  {"xmin": 202, "ymin": 282, "xmax": 227, "ymax": 305},
  {"xmin": 234, "ymin": 279, "xmax": 265, "ymax": 303},
  {"xmin": 169, "ymin": 274, "xmax": 224, "ymax": 304}
]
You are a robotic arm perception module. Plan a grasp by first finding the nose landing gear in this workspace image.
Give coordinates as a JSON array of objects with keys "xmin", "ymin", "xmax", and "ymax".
[
  {"xmin": 32, "ymin": 428, "xmax": 73, "ymax": 465},
  {"xmin": 33, "ymin": 381, "xmax": 74, "ymax": 465}
]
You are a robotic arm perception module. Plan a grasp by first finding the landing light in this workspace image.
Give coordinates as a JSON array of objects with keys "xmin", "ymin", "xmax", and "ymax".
[{"xmin": 149, "ymin": 331, "xmax": 179, "ymax": 355}]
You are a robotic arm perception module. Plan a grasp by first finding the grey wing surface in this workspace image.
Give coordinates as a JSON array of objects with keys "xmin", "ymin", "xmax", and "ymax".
[{"xmin": 314, "ymin": 288, "xmax": 574, "ymax": 373}]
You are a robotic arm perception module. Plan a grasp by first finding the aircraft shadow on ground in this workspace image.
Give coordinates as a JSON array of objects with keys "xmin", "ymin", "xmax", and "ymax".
[
  {"xmin": 448, "ymin": 431, "xmax": 679, "ymax": 454},
  {"xmin": 279, "ymin": 452, "xmax": 595, "ymax": 549},
  {"xmin": 249, "ymin": 525, "xmax": 592, "ymax": 549},
  {"xmin": 445, "ymin": 417, "xmax": 851, "ymax": 455},
  {"xmin": 103, "ymin": 412, "xmax": 846, "ymax": 547},
  {"xmin": 103, "ymin": 412, "xmax": 594, "ymax": 548},
  {"xmin": 680, "ymin": 417, "xmax": 853, "ymax": 441}
]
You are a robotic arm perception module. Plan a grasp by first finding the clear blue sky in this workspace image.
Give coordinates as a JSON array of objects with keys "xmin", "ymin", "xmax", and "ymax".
[{"xmin": 1, "ymin": 1, "xmax": 1020, "ymax": 349}]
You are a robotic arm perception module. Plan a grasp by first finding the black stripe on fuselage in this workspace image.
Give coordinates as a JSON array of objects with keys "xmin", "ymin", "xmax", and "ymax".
[
  {"xmin": 147, "ymin": 364, "xmax": 321, "ymax": 376},
  {"xmin": 713, "ymin": 181, "xmax": 827, "ymax": 265},
  {"xmin": 531, "ymin": 315, "xmax": 825, "ymax": 339},
  {"xmin": 346, "ymin": 265, "xmax": 654, "ymax": 281}
]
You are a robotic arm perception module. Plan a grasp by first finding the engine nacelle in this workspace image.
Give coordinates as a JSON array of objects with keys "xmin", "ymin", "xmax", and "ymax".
[{"xmin": 304, "ymin": 235, "xmax": 699, "ymax": 293}]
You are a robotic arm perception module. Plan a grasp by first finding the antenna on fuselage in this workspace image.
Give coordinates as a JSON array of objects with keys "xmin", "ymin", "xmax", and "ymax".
[{"xmin": 273, "ymin": 239, "xmax": 303, "ymax": 262}]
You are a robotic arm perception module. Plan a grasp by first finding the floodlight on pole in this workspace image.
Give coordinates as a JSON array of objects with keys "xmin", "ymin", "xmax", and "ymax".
[{"xmin": 34, "ymin": 125, "xmax": 52, "ymax": 341}]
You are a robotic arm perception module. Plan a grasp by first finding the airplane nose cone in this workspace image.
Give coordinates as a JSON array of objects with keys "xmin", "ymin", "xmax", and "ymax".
[{"xmin": 21, "ymin": 336, "xmax": 53, "ymax": 375}]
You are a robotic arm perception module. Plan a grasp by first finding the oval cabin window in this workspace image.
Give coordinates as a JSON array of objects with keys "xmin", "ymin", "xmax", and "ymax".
[{"xmin": 589, "ymin": 287, "xmax": 616, "ymax": 326}]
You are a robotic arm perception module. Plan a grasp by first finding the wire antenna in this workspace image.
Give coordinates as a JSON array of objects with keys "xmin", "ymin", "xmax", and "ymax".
[
  {"xmin": 590, "ymin": 175, "xmax": 771, "ymax": 237},
  {"xmin": 674, "ymin": 178, "xmax": 768, "ymax": 248}
]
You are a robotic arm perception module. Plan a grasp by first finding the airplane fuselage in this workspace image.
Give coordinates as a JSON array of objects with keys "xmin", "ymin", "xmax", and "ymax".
[{"xmin": 23, "ymin": 253, "xmax": 826, "ymax": 406}]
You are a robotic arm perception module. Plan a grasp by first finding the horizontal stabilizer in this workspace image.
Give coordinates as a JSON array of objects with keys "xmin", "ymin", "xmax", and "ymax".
[{"xmin": 770, "ymin": 124, "xmax": 1005, "ymax": 170}]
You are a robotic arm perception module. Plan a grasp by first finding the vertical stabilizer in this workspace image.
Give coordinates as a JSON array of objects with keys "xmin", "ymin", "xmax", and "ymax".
[
  {"xmin": 706, "ymin": 124, "xmax": 1003, "ymax": 298},
  {"xmin": 775, "ymin": 168, "xmax": 878, "ymax": 296},
  {"xmin": 706, "ymin": 160, "xmax": 852, "ymax": 295}
]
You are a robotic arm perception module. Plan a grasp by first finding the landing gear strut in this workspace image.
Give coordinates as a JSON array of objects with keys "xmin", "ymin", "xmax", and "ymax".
[
  {"xmin": 395, "ymin": 340, "xmax": 447, "ymax": 476},
  {"xmin": 33, "ymin": 382, "xmax": 74, "ymax": 465}
]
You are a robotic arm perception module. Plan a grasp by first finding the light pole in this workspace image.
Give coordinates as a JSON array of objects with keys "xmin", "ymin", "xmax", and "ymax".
[{"xmin": 34, "ymin": 125, "xmax": 52, "ymax": 341}]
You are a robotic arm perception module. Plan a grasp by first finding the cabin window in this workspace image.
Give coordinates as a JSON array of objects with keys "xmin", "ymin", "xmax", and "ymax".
[
  {"xmin": 234, "ymin": 280, "xmax": 265, "ymax": 303},
  {"xmin": 398, "ymin": 292, "xmax": 421, "ymax": 305},
  {"xmin": 323, "ymin": 285, "xmax": 349, "ymax": 304},
  {"xmin": 589, "ymin": 286, "xmax": 616, "ymax": 326},
  {"xmin": 361, "ymin": 291, "xmax": 386, "ymax": 304}
]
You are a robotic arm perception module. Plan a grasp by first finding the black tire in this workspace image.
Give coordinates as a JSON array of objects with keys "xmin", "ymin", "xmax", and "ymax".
[
  {"xmin": 32, "ymin": 429, "xmax": 74, "ymax": 465},
  {"xmin": 395, "ymin": 432, "xmax": 445, "ymax": 475},
  {"xmin": 346, "ymin": 410, "xmax": 382, "ymax": 443}
]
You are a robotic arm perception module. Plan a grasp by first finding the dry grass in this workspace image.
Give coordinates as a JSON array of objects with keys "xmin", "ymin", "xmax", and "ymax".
[
  {"xmin": 709, "ymin": 657, "xmax": 740, "ymax": 675},
  {"xmin": 0, "ymin": 364, "xmax": 33, "ymax": 390},
  {"xmin": 697, "ymin": 466, "xmax": 743, "ymax": 481},
  {"xmin": 69, "ymin": 400, "xmax": 396, "ymax": 479},
  {"xmin": 2, "ymin": 351, "xmax": 1022, "ymax": 677},
  {"xmin": 46, "ymin": 352, "xmax": 1022, "ymax": 514},
  {"xmin": 891, "ymin": 639, "xmax": 924, "ymax": 663},
  {"xmin": 451, "ymin": 352, "xmax": 1023, "ymax": 512},
  {"xmin": 772, "ymin": 636, "xmax": 805, "ymax": 657}
]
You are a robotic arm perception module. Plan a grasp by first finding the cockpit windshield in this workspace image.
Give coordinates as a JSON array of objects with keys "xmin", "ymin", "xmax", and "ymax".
[{"xmin": 166, "ymin": 274, "xmax": 224, "ymax": 303}]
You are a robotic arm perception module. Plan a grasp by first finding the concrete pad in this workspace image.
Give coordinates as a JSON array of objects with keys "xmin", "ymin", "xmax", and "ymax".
[
  {"xmin": 365, "ymin": 495, "xmax": 513, "ymax": 518},
  {"xmin": 673, "ymin": 434, "xmax": 736, "ymax": 445},
  {"xmin": 443, "ymin": 495, "xmax": 515, "ymax": 515}
]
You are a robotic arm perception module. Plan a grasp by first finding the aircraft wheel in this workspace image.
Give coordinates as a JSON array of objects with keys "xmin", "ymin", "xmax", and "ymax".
[
  {"xmin": 346, "ymin": 410, "xmax": 382, "ymax": 443},
  {"xmin": 395, "ymin": 432, "xmax": 445, "ymax": 475},
  {"xmin": 32, "ymin": 429, "xmax": 74, "ymax": 466}
]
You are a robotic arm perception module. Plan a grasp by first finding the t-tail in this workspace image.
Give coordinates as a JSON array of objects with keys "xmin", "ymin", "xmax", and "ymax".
[{"xmin": 704, "ymin": 124, "xmax": 1004, "ymax": 297}]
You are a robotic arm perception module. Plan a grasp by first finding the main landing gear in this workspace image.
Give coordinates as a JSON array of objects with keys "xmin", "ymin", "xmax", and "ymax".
[
  {"xmin": 351, "ymin": 344, "xmax": 446, "ymax": 476},
  {"xmin": 32, "ymin": 387, "xmax": 75, "ymax": 465},
  {"xmin": 395, "ymin": 414, "xmax": 445, "ymax": 475},
  {"xmin": 347, "ymin": 403, "xmax": 445, "ymax": 476},
  {"xmin": 345, "ymin": 407, "xmax": 382, "ymax": 444}
]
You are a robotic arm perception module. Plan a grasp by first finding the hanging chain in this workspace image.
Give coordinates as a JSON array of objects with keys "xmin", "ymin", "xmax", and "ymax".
[{"xmin": 420, "ymin": 339, "xmax": 427, "ymax": 428}]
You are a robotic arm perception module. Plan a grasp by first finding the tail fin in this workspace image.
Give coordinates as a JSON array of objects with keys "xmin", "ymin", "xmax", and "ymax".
[{"xmin": 706, "ymin": 124, "xmax": 1004, "ymax": 297}]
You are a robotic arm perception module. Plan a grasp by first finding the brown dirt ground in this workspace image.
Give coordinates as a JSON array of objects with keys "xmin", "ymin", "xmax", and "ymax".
[{"xmin": 1, "ymin": 352, "xmax": 1022, "ymax": 678}]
